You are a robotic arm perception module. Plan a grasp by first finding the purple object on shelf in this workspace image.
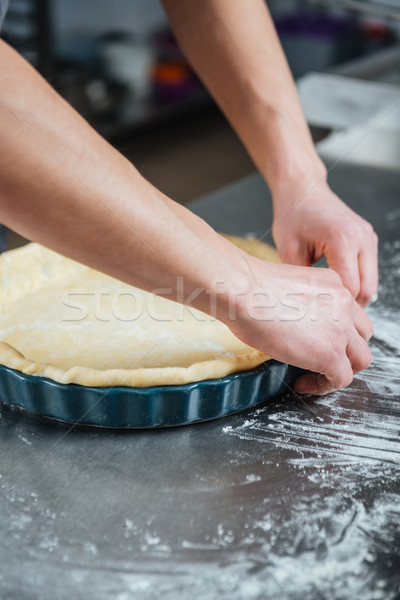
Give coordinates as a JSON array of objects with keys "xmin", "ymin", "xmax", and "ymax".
[
  {"xmin": 275, "ymin": 12, "xmax": 359, "ymax": 78},
  {"xmin": 152, "ymin": 78, "xmax": 200, "ymax": 104},
  {"xmin": 275, "ymin": 12, "xmax": 355, "ymax": 38}
]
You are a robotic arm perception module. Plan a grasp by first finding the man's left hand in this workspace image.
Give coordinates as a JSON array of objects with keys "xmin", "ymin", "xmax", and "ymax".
[{"xmin": 272, "ymin": 181, "xmax": 379, "ymax": 308}]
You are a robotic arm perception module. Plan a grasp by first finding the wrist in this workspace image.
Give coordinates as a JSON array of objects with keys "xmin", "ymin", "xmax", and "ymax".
[
  {"xmin": 254, "ymin": 109, "xmax": 327, "ymax": 203},
  {"xmin": 269, "ymin": 155, "xmax": 327, "ymax": 200},
  {"xmin": 270, "ymin": 159, "xmax": 328, "ymax": 213},
  {"xmin": 177, "ymin": 249, "xmax": 253, "ymax": 326},
  {"xmin": 211, "ymin": 257, "xmax": 276, "ymax": 330},
  {"xmin": 204, "ymin": 266, "xmax": 253, "ymax": 325}
]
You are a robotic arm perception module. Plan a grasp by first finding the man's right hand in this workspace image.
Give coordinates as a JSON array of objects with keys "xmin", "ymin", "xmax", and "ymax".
[{"xmin": 224, "ymin": 257, "xmax": 373, "ymax": 396}]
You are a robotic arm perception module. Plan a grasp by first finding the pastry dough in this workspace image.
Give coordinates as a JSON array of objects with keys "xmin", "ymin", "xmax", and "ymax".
[{"xmin": 0, "ymin": 236, "xmax": 279, "ymax": 387}]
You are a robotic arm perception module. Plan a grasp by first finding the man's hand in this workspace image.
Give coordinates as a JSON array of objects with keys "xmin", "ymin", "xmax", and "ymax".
[
  {"xmin": 226, "ymin": 257, "xmax": 373, "ymax": 396},
  {"xmin": 272, "ymin": 180, "xmax": 379, "ymax": 308}
]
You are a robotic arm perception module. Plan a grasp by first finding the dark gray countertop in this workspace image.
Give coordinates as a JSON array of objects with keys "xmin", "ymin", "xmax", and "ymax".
[{"xmin": 1, "ymin": 160, "xmax": 400, "ymax": 600}]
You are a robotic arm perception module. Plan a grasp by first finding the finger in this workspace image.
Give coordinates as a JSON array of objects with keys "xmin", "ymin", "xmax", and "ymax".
[
  {"xmin": 325, "ymin": 242, "xmax": 360, "ymax": 300},
  {"xmin": 294, "ymin": 357, "xmax": 353, "ymax": 396},
  {"xmin": 346, "ymin": 328, "xmax": 373, "ymax": 374},
  {"xmin": 356, "ymin": 233, "xmax": 379, "ymax": 307},
  {"xmin": 352, "ymin": 301, "xmax": 374, "ymax": 341},
  {"xmin": 279, "ymin": 240, "xmax": 312, "ymax": 267}
]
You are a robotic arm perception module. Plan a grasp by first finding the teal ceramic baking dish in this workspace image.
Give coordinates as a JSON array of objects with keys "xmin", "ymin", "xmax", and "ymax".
[{"xmin": 0, "ymin": 360, "xmax": 301, "ymax": 428}]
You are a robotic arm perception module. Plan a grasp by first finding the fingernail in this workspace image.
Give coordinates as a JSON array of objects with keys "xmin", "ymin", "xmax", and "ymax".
[{"xmin": 369, "ymin": 294, "xmax": 378, "ymax": 305}]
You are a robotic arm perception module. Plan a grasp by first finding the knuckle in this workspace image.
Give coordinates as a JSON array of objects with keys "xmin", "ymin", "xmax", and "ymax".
[
  {"xmin": 362, "ymin": 346, "xmax": 373, "ymax": 369},
  {"xmin": 362, "ymin": 221, "xmax": 374, "ymax": 235},
  {"xmin": 352, "ymin": 346, "xmax": 372, "ymax": 373},
  {"xmin": 320, "ymin": 350, "xmax": 354, "ymax": 391},
  {"xmin": 336, "ymin": 361, "xmax": 354, "ymax": 389},
  {"xmin": 350, "ymin": 357, "xmax": 363, "ymax": 373},
  {"xmin": 342, "ymin": 370, "xmax": 354, "ymax": 388},
  {"xmin": 365, "ymin": 224, "xmax": 378, "ymax": 243},
  {"xmin": 330, "ymin": 366, "xmax": 353, "ymax": 391},
  {"xmin": 361, "ymin": 221, "xmax": 379, "ymax": 246}
]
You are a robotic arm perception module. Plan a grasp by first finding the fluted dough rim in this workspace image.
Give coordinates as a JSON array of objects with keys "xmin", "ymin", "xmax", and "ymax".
[{"xmin": 0, "ymin": 340, "xmax": 268, "ymax": 387}]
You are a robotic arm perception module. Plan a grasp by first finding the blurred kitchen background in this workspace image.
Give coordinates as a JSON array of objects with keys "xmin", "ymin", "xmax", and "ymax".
[{"xmin": 2, "ymin": 0, "xmax": 400, "ymax": 206}]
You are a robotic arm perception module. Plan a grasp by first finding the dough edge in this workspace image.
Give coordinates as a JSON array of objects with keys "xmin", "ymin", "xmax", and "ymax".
[{"xmin": 0, "ymin": 340, "xmax": 268, "ymax": 387}]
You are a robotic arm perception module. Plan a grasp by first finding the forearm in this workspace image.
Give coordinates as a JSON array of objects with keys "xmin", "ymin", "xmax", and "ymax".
[
  {"xmin": 0, "ymin": 40, "xmax": 248, "ymax": 319},
  {"xmin": 161, "ymin": 0, "xmax": 326, "ymax": 199}
]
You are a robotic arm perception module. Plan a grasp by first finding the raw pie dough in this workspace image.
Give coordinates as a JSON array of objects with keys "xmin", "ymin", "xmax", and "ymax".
[{"xmin": 0, "ymin": 236, "xmax": 279, "ymax": 388}]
